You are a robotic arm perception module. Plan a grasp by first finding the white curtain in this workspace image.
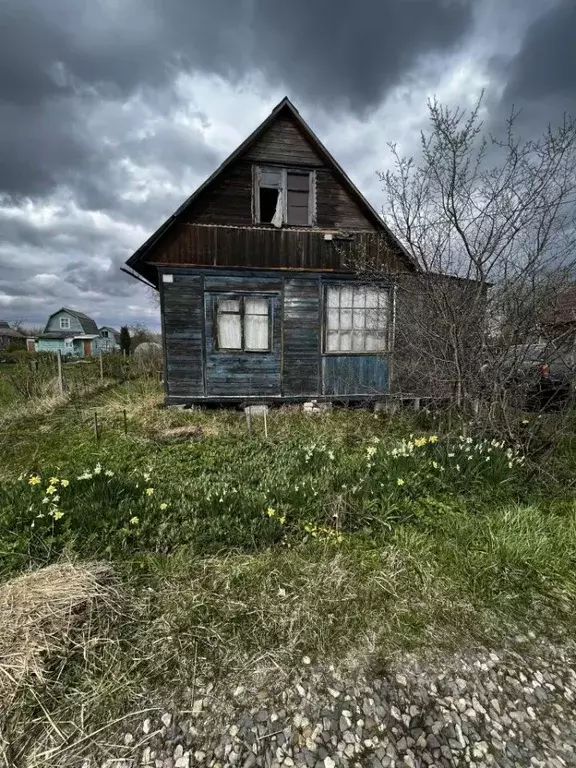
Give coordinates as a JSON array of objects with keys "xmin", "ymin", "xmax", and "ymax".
[
  {"xmin": 217, "ymin": 314, "xmax": 241, "ymax": 349},
  {"xmin": 271, "ymin": 190, "xmax": 283, "ymax": 228},
  {"xmin": 245, "ymin": 298, "xmax": 269, "ymax": 350}
]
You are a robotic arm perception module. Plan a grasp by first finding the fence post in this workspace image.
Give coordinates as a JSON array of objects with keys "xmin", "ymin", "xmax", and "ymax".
[
  {"xmin": 57, "ymin": 350, "xmax": 64, "ymax": 395},
  {"xmin": 99, "ymin": 351, "xmax": 104, "ymax": 382},
  {"xmin": 93, "ymin": 410, "xmax": 100, "ymax": 441},
  {"xmin": 123, "ymin": 408, "xmax": 128, "ymax": 436}
]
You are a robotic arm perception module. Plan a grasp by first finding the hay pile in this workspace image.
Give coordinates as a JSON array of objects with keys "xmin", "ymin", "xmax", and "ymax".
[{"xmin": 0, "ymin": 562, "xmax": 117, "ymax": 712}]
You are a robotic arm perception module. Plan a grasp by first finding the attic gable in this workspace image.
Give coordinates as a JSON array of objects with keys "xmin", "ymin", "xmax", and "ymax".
[
  {"xmin": 244, "ymin": 110, "xmax": 325, "ymax": 167},
  {"xmin": 126, "ymin": 97, "xmax": 418, "ymax": 280}
]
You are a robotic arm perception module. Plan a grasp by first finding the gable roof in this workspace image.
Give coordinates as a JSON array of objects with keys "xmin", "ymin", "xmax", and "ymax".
[
  {"xmin": 0, "ymin": 321, "xmax": 23, "ymax": 338},
  {"xmin": 45, "ymin": 308, "xmax": 99, "ymax": 335},
  {"xmin": 126, "ymin": 97, "xmax": 418, "ymax": 280},
  {"xmin": 99, "ymin": 326, "xmax": 120, "ymax": 340}
]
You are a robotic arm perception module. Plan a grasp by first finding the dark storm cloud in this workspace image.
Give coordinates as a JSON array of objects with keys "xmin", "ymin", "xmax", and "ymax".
[
  {"xmin": 0, "ymin": 0, "xmax": 474, "ymax": 199},
  {"xmin": 502, "ymin": 0, "xmax": 576, "ymax": 112},
  {"xmin": 0, "ymin": 0, "xmax": 476, "ymax": 326}
]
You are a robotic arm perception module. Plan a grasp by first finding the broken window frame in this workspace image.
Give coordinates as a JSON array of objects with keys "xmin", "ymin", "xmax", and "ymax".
[
  {"xmin": 253, "ymin": 165, "xmax": 315, "ymax": 227},
  {"xmin": 214, "ymin": 294, "xmax": 272, "ymax": 353},
  {"xmin": 323, "ymin": 284, "xmax": 391, "ymax": 355}
]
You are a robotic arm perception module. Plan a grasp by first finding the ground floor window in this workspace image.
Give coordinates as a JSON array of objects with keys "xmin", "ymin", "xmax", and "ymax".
[
  {"xmin": 216, "ymin": 295, "xmax": 271, "ymax": 351},
  {"xmin": 325, "ymin": 284, "xmax": 389, "ymax": 353}
]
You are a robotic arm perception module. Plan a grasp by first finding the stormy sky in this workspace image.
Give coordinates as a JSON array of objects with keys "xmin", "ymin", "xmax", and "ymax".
[{"xmin": 0, "ymin": 0, "xmax": 574, "ymax": 330}]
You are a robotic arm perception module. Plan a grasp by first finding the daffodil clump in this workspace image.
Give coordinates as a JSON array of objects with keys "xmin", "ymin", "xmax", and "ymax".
[
  {"xmin": 2, "ymin": 424, "xmax": 531, "ymax": 575},
  {"xmin": 22, "ymin": 463, "xmax": 172, "ymax": 548},
  {"xmin": 28, "ymin": 474, "xmax": 70, "ymax": 524}
]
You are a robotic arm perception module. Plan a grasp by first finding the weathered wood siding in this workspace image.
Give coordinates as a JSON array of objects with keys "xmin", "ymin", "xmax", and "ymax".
[
  {"xmin": 245, "ymin": 113, "xmax": 324, "ymax": 167},
  {"xmin": 187, "ymin": 160, "xmax": 253, "ymax": 226},
  {"xmin": 161, "ymin": 273, "xmax": 204, "ymax": 397},
  {"xmin": 282, "ymin": 278, "xmax": 321, "ymax": 396},
  {"xmin": 322, "ymin": 355, "xmax": 389, "ymax": 397},
  {"xmin": 316, "ymin": 169, "xmax": 376, "ymax": 231},
  {"xmin": 149, "ymin": 225, "xmax": 407, "ymax": 273},
  {"xmin": 160, "ymin": 268, "xmax": 392, "ymax": 403}
]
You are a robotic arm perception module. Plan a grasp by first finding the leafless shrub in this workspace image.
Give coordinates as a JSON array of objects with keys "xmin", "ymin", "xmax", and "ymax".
[{"xmin": 367, "ymin": 96, "xmax": 576, "ymax": 445}]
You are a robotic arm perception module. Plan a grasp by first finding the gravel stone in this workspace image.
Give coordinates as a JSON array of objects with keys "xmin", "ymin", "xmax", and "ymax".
[{"xmin": 82, "ymin": 638, "xmax": 576, "ymax": 768}]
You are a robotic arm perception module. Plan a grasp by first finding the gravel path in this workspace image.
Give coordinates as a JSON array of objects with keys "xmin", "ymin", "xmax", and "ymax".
[{"xmin": 88, "ymin": 636, "xmax": 576, "ymax": 768}]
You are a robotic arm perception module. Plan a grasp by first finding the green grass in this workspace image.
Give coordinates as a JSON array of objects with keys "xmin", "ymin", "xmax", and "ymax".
[{"xmin": 2, "ymin": 379, "xmax": 576, "ymax": 764}]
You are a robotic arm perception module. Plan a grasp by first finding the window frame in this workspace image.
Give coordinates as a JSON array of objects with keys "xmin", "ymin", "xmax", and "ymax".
[
  {"xmin": 60, "ymin": 316, "xmax": 71, "ymax": 330},
  {"xmin": 253, "ymin": 165, "xmax": 316, "ymax": 227},
  {"xmin": 214, "ymin": 293, "xmax": 273, "ymax": 353},
  {"xmin": 323, "ymin": 283, "xmax": 391, "ymax": 355}
]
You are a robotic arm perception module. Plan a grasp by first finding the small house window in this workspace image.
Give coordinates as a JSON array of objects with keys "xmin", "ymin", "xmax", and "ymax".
[
  {"xmin": 60, "ymin": 317, "xmax": 70, "ymax": 329},
  {"xmin": 255, "ymin": 166, "xmax": 313, "ymax": 226},
  {"xmin": 101, "ymin": 330, "xmax": 109, "ymax": 338},
  {"xmin": 216, "ymin": 295, "xmax": 271, "ymax": 352},
  {"xmin": 325, "ymin": 285, "xmax": 389, "ymax": 353}
]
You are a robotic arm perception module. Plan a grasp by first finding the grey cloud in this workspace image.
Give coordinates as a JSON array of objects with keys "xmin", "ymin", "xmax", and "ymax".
[
  {"xmin": 500, "ymin": 0, "xmax": 576, "ymax": 128},
  {"xmin": 0, "ymin": 0, "xmax": 475, "ymax": 200}
]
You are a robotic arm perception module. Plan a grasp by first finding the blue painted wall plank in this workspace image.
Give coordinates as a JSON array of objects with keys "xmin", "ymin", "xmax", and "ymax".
[
  {"xmin": 282, "ymin": 278, "xmax": 320, "ymax": 396},
  {"xmin": 322, "ymin": 355, "xmax": 389, "ymax": 396}
]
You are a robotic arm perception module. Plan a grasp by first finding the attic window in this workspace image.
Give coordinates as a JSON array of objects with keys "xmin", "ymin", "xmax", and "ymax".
[
  {"xmin": 101, "ymin": 330, "xmax": 109, "ymax": 338},
  {"xmin": 60, "ymin": 317, "xmax": 70, "ymax": 330},
  {"xmin": 255, "ymin": 166, "xmax": 313, "ymax": 227}
]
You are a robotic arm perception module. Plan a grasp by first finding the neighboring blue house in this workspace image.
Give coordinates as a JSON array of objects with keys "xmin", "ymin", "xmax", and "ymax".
[
  {"xmin": 35, "ymin": 308, "xmax": 117, "ymax": 357},
  {"xmin": 98, "ymin": 326, "xmax": 121, "ymax": 352}
]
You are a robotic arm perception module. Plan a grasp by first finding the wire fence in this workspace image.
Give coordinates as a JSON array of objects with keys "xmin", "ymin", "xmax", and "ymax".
[{"xmin": 0, "ymin": 351, "xmax": 161, "ymax": 399}]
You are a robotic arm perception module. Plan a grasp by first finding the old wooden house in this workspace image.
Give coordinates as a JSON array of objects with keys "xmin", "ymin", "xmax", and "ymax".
[{"xmin": 125, "ymin": 97, "xmax": 417, "ymax": 405}]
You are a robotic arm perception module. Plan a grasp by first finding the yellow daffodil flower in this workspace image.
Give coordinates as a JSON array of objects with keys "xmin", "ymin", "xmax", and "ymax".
[
  {"xmin": 52, "ymin": 510, "xmax": 64, "ymax": 521},
  {"xmin": 159, "ymin": 503, "xmax": 168, "ymax": 511},
  {"xmin": 28, "ymin": 475, "xmax": 41, "ymax": 486},
  {"xmin": 60, "ymin": 479, "xmax": 70, "ymax": 488},
  {"xmin": 45, "ymin": 485, "xmax": 58, "ymax": 495},
  {"xmin": 129, "ymin": 516, "xmax": 139, "ymax": 525},
  {"xmin": 145, "ymin": 488, "xmax": 154, "ymax": 496},
  {"xmin": 396, "ymin": 478, "xmax": 405, "ymax": 486}
]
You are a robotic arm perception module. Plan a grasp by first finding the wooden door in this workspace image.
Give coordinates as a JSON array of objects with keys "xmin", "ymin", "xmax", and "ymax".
[{"xmin": 83, "ymin": 339, "xmax": 92, "ymax": 357}]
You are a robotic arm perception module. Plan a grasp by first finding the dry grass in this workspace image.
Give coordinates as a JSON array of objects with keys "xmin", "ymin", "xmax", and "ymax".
[
  {"xmin": 154, "ymin": 424, "xmax": 205, "ymax": 443},
  {"xmin": 0, "ymin": 380, "xmax": 119, "ymax": 431},
  {"xmin": 0, "ymin": 561, "xmax": 117, "ymax": 714}
]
